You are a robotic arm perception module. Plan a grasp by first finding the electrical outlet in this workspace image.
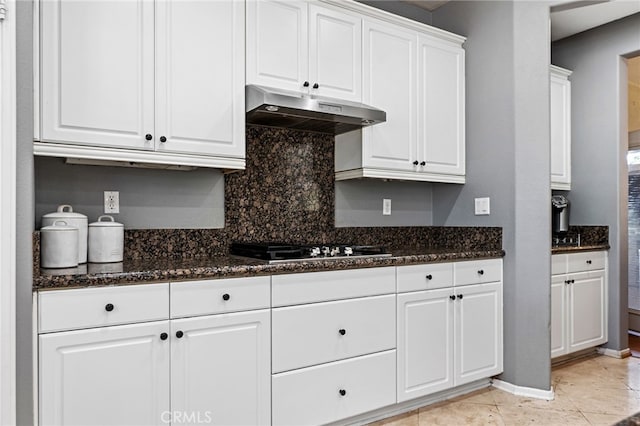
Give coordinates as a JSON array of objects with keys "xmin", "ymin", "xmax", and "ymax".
[
  {"xmin": 104, "ymin": 191, "xmax": 120, "ymax": 214},
  {"xmin": 383, "ymin": 198, "xmax": 391, "ymax": 216}
]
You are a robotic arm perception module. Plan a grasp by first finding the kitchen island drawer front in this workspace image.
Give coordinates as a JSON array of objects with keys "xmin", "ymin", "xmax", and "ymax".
[
  {"xmin": 272, "ymin": 350, "xmax": 396, "ymax": 426},
  {"xmin": 567, "ymin": 251, "xmax": 605, "ymax": 273},
  {"xmin": 170, "ymin": 276, "xmax": 270, "ymax": 318},
  {"xmin": 272, "ymin": 267, "xmax": 395, "ymax": 307},
  {"xmin": 454, "ymin": 259, "xmax": 502, "ymax": 286},
  {"xmin": 38, "ymin": 283, "xmax": 169, "ymax": 333},
  {"xmin": 397, "ymin": 262, "xmax": 453, "ymax": 293},
  {"xmin": 272, "ymin": 294, "xmax": 395, "ymax": 373}
]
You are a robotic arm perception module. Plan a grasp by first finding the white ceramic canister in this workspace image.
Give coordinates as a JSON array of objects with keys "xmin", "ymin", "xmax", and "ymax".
[
  {"xmin": 42, "ymin": 205, "xmax": 88, "ymax": 264},
  {"xmin": 40, "ymin": 220, "xmax": 79, "ymax": 268},
  {"xmin": 88, "ymin": 215, "xmax": 124, "ymax": 263}
]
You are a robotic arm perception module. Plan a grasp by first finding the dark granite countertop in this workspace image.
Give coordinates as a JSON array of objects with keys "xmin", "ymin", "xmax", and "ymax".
[
  {"xmin": 34, "ymin": 248, "xmax": 505, "ymax": 291},
  {"xmin": 551, "ymin": 244, "xmax": 610, "ymax": 254}
]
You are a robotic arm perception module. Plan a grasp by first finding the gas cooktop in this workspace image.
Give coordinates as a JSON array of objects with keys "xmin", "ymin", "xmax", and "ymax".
[{"xmin": 229, "ymin": 242, "xmax": 392, "ymax": 264}]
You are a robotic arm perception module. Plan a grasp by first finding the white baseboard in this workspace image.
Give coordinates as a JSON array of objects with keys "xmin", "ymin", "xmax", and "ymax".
[
  {"xmin": 491, "ymin": 379, "xmax": 555, "ymax": 401},
  {"xmin": 597, "ymin": 347, "xmax": 632, "ymax": 359}
]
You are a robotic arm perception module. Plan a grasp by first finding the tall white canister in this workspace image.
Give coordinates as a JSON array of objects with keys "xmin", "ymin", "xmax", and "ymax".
[
  {"xmin": 42, "ymin": 205, "xmax": 88, "ymax": 264},
  {"xmin": 88, "ymin": 215, "xmax": 124, "ymax": 263}
]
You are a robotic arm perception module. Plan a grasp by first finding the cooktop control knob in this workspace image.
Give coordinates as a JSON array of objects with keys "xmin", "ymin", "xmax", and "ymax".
[
  {"xmin": 330, "ymin": 247, "xmax": 341, "ymax": 257},
  {"xmin": 344, "ymin": 247, "xmax": 353, "ymax": 256},
  {"xmin": 310, "ymin": 247, "xmax": 321, "ymax": 257},
  {"xmin": 322, "ymin": 246, "xmax": 331, "ymax": 256}
]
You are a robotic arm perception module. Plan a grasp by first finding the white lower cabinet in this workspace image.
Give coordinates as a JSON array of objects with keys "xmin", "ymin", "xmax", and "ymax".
[
  {"xmin": 272, "ymin": 350, "xmax": 397, "ymax": 426},
  {"xmin": 551, "ymin": 251, "xmax": 608, "ymax": 358},
  {"xmin": 397, "ymin": 260, "xmax": 503, "ymax": 403},
  {"xmin": 39, "ymin": 321, "xmax": 170, "ymax": 426}
]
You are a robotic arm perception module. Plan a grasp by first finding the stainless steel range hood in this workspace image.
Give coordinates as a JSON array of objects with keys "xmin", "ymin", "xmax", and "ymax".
[{"xmin": 246, "ymin": 85, "xmax": 386, "ymax": 135}]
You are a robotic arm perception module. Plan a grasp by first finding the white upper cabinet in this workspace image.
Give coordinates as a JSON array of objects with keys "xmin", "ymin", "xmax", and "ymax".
[
  {"xmin": 550, "ymin": 65, "xmax": 572, "ymax": 190},
  {"xmin": 335, "ymin": 13, "xmax": 465, "ymax": 183},
  {"xmin": 38, "ymin": 0, "xmax": 245, "ymax": 170},
  {"xmin": 362, "ymin": 18, "xmax": 417, "ymax": 172},
  {"xmin": 247, "ymin": 0, "xmax": 362, "ymax": 102},
  {"xmin": 418, "ymin": 34, "xmax": 465, "ymax": 177},
  {"xmin": 40, "ymin": 0, "xmax": 155, "ymax": 151}
]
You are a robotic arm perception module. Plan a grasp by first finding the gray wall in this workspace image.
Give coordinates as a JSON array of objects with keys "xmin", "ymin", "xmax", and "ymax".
[
  {"xmin": 357, "ymin": 0, "xmax": 432, "ymax": 24},
  {"xmin": 35, "ymin": 157, "xmax": 225, "ymax": 229},
  {"xmin": 16, "ymin": 1, "xmax": 34, "ymax": 424},
  {"xmin": 432, "ymin": 1, "xmax": 552, "ymax": 391},
  {"xmin": 552, "ymin": 13, "xmax": 640, "ymax": 351},
  {"xmin": 335, "ymin": 180, "xmax": 433, "ymax": 227}
]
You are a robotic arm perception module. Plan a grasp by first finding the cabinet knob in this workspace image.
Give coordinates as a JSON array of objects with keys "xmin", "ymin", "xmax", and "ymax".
[
  {"xmin": 176, "ymin": 330, "xmax": 184, "ymax": 338},
  {"xmin": 586, "ymin": 260, "xmax": 592, "ymax": 264},
  {"xmin": 477, "ymin": 270, "xmax": 484, "ymax": 275},
  {"xmin": 457, "ymin": 294, "xmax": 463, "ymax": 299},
  {"xmin": 565, "ymin": 280, "xmax": 570, "ymax": 284},
  {"xmin": 160, "ymin": 136, "xmax": 167, "ymax": 143},
  {"xmin": 413, "ymin": 161, "xmax": 419, "ymax": 166},
  {"xmin": 339, "ymin": 389, "xmax": 347, "ymax": 396},
  {"xmin": 338, "ymin": 329, "xmax": 346, "ymax": 336},
  {"xmin": 426, "ymin": 274, "xmax": 433, "ymax": 280},
  {"xmin": 105, "ymin": 303, "xmax": 114, "ymax": 312},
  {"xmin": 222, "ymin": 293, "xmax": 230, "ymax": 301},
  {"xmin": 571, "ymin": 279, "xmax": 575, "ymax": 284},
  {"xmin": 145, "ymin": 134, "xmax": 152, "ymax": 141},
  {"xmin": 303, "ymin": 81, "xmax": 310, "ymax": 87},
  {"xmin": 160, "ymin": 332, "xmax": 168, "ymax": 341},
  {"xmin": 420, "ymin": 161, "xmax": 426, "ymax": 166},
  {"xmin": 449, "ymin": 295, "xmax": 456, "ymax": 300},
  {"xmin": 312, "ymin": 83, "xmax": 319, "ymax": 89}
]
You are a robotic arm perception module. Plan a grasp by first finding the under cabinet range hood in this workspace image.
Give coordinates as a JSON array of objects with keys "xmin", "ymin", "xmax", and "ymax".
[{"xmin": 245, "ymin": 85, "xmax": 386, "ymax": 135}]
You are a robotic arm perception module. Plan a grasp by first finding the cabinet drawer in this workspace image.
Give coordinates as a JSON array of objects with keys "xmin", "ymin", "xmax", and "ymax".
[
  {"xmin": 272, "ymin": 350, "xmax": 396, "ymax": 426},
  {"xmin": 272, "ymin": 267, "xmax": 395, "ymax": 307},
  {"xmin": 170, "ymin": 276, "xmax": 270, "ymax": 318},
  {"xmin": 39, "ymin": 283, "xmax": 169, "ymax": 333},
  {"xmin": 272, "ymin": 294, "xmax": 395, "ymax": 373},
  {"xmin": 454, "ymin": 259, "xmax": 502, "ymax": 286},
  {"xmin": 397, "ymin": 262, "xmax": 453, "ymax": 293},
  {"xmin": 552, "ymin": 254, "xmax": 567, "ymax": 275},
  {"xmin": 567, "ymin": 251, "xmax": 605, "ymax": 273}
]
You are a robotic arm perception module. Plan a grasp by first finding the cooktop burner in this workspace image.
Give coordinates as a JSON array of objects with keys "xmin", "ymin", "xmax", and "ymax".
[{"xmin": 229, "ymin": 242, "xmax": 392, "ymax": 263}]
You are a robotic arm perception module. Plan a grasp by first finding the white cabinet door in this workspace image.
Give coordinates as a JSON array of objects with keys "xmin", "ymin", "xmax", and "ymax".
[
  {"xmin": 397, "ymin": 288, "xmax": 454, "ymax": 402},
  {"xmin": 308, "ymin": 4, "xmax": 361, "ymax": 102},
  {"xmin": 170, "ymin": 310, "xmax": 271, "ymax": 426},
  {"xmin": 455, "ymin": 282, "xmax": 503, "ymax": 386},
  {"xmin": 550, "ymin": 66, "xmax": 572, "ymax": 190},
  {"xmin": 155, "ymin": 0, "xmax": 245, "ymax": 158},
  {"xmin": 417, "ymin": 35, "xmax": 465, "ymax": 176},
  {"xmin": 568, "ymin": 270, "xmax": 607, "ymax": 353},
  {"xmin": 362, "ymin": 19, "xmax": 417, "ymax": 171},
  {"xmin": 40, "ymin": 0, "xmax": 154, "ymax": 150},
  {"xmin": 246, "ymin": 0, "xmax": 308, "ymax": 93},
  {"xmin": 39, "ymin": 321, "xmax": 170, "ymax": 426},
  {"xmin": 551, "ymin": 274, "xmax": 568, "ymax": 357}
]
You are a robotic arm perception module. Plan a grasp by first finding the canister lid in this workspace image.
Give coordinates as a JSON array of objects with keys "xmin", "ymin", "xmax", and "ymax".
[
  {"xmin": 41, "ymin": 220, "xmax": 78, "ymax": 232},
  {"xmin": 89, "ymin": 215, "xmax": 124, "ymax": 228},
  {"xmin": 42, "ymin": 205, "xmax": 88, "ymax": 221}
]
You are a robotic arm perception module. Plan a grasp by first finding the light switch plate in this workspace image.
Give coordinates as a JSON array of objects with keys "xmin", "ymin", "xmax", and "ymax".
[
  {"xmin": 383, "ymin": 199, "xmax": 391, "ymax": 215},
  {"xmin": 475, "ymin": 197, "xmax": 490, "ymax": 215}
]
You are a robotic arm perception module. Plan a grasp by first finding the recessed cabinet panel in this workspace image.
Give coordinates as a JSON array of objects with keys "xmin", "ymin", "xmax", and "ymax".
[
  {"xmin": 550, "ymin": 66, "xmax": 572, "ymax": 190},
  {"xmin": 40, "ymin": 0, "xmax": 154, "ymax": 149},
  {"xmin": 39, "ymin": 322, "xmax": 170, "ymax": 426},
  {"xmin": 396, "ymin": 262, "xmax": 454, "ymax": 293},
  {"xmin": 551, "ymin": 275, "xmax": 568, "ymax": 357},
  {"xmin": 418, "ymin": 36, "xmax": 465, "ymax": 176},
  {"xmin": 362, "ymin": 19, "xmax": 416, "ymax": 170},
  {"xmin": 155, "ymin": 0, "xmax": 245, "ymax": 158},
  {"xmin": 568, "ymin": 272, "xmax": 607, "ymax": 352},
  {"xmin": 171, "ymin": 310, "xmax": 271, "ymax": 426},
  {"xmin": 309, "ymin": 4, "xmax": 362, "ymax": 101},
  {"xmin": 246, "ymin": 0, "xmax": 308, "ymax": 92}
]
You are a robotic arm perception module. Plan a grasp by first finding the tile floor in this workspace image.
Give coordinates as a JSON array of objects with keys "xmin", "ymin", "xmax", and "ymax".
[{"xmin": 370, "ymin": 354, "xmax": 640, "ymax": 425}]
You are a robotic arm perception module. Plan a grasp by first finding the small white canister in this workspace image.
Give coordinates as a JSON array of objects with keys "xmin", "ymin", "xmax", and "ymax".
[
  {"xmin": 41, "ymin": 220, "xmax": 79, "ymax": 268},
  {"xmin": 42, "ymin": 205, "xmax": 88, "ymax": 264},
  {"xmin": 88, "ymin": 215, "xmax": 124, "ymax": 263}
]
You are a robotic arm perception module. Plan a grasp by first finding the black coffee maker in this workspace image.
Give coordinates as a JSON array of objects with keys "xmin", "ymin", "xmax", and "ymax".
[{"xmin": 552, "ymin": 195, "xmax": 570, "ymax": 234}]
